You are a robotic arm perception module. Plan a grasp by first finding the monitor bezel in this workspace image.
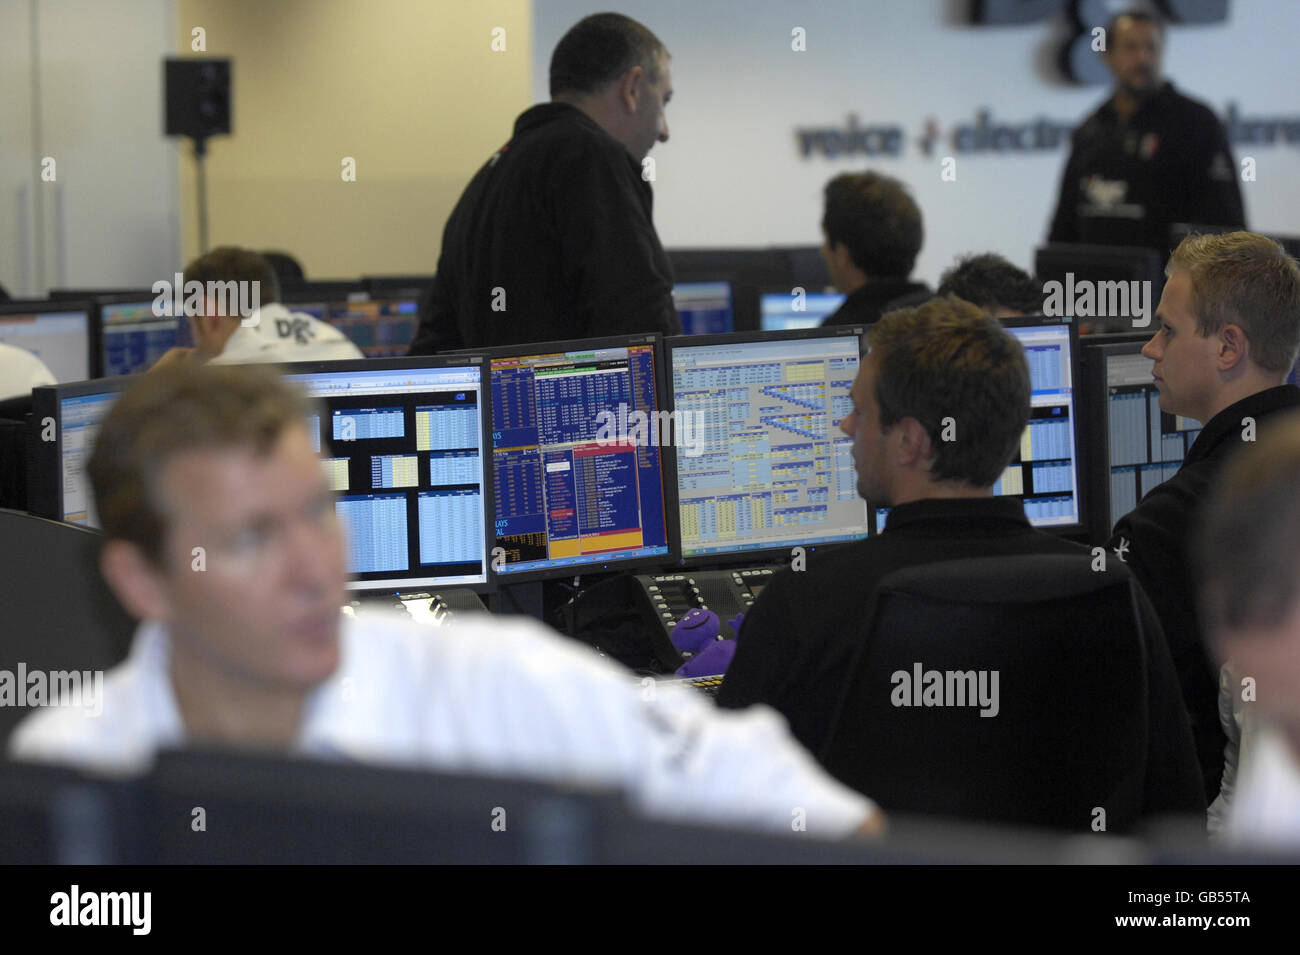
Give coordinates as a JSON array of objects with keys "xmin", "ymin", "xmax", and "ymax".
[
  {"xmin": 450, "ymin": 333, "xmax": 681, "ymax": 584},
  {"xmin": 0, "ymin": 299, "xmax": 102, "ymax": 381},
  {"xmin": 277, "ymin": 354, "xmax": 497, "ymax": 594},
  {"xmin": 664, "ymin": 324, "xmax": 870, "ymax": 570},
  {"xmin": 93, "ymin": 291, "xmax": 181, "ymax": 377}
]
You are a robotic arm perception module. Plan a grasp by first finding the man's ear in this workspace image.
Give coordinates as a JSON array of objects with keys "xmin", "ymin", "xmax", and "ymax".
[
  {"xmin": 618, "ymin": 64, "xmax": 645, "ymax": 113},
  {"xmin": 100, "ymin": 539, "xmax": 172, "ymax": 623},
  {"xmin": 895, "ymin": 416, "xmax": 933, "ymax": 469},
  {"xmin": 1217, "ymin": 324, "xmax": 1249, "ymax": 372}
]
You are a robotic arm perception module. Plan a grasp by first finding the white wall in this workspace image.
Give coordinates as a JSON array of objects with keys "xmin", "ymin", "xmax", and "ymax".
[{"xmin": 533, "ymin": 0, "xmax": 1300, "ymax": 285}]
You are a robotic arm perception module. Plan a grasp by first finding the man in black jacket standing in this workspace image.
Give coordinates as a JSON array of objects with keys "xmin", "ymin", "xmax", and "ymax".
[
  {"xmin": 1048, "ymin": 10, "xmax": 1244, "ymax": 251},
  {"xmin": 409, "ymin": 13, "xmax": 680, "ymax": 354},
  {"xmin": 1108, "ymin": 231, "xmax": 1300, "ymax": 804}
]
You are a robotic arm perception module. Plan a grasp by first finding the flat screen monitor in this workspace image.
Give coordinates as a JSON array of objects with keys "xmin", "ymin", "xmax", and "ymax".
[
  {"xmin": 280, "ymin": 288, "xmax": 417, "ymax": 357},
  {"xmin": 672, "ymin": 281, "xmax": 734, "ymax": 336},
  {"xmin": 666, "ymin": 326, "xmax": 870, "ymax": 565},
  {"xmin": 0, "ymin": 302, "xmax": 96, "ymax": 382},
  {"xmin": 1082, "ymin": 340, "xmax": 1201, "ymax": 540},
  {"xmin": 468, "ymin": 334, "xmax": 675, "ymax": 582},
  {"xmin": 29, "ymin": 376, "xmax": 136, "ymax": 525},
  {"xmin": 760, "ymin": 290, "xmax": 845, "ymax": 332},
  {"xmin": 99, "ymin": 295, "xmax": 180, "ymax": 376},
  {"xmin": 1034, "ymin": 243, "xmax": 1163, "ymax": 334},
  {"xmin": 871, "ymin": 315, "xmax": 1084, "ymax": 535},
  {"xmin": 281, "ymin": 357, "xmax": 492, "ymax": 592}
]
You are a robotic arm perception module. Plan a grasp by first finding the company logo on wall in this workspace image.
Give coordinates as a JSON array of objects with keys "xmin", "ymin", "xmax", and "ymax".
[{"xmin": 797, "ymin": 104, "xmax": 1300, "ymax": 160}]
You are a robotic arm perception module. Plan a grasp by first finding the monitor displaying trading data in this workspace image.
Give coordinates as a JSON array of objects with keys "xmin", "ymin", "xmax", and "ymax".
[
  {"xmin": 283, "ymin": 359, "xmax": 491, "ymax": 590},
  {"xmin": 668, "ymin": 327, "xmax": 870, "ymax": 563},
  {"xmin": 100, "ymin": 298, "xmax": 179, "ymax": 376},
  {"xmin": 29, "ymin": 377, "xmax": 136, "ymax": 526},
  {"xmin": 760, "ymin": 291, "xmax": 845, "ymax": 332},
  {"xmin": 673, "ymin": 282, "xmax": 734, "ymax": 335},
  {"xmin": 874, "ymin": 317, "xmax": 1083, "ymax": 534},
  {"xmin": 481, "ymin": 336, "xmax": 673, "ymax": 581},
  {"xmin": 0, "ymin": 304, "xmax": 93, "ymax": 382},
  {"xmin": 1093, "ymin": 342, "xmax": 1200, "ymax": 533},
  {"xmin": 281, "ymin": 292, "xmax": 419, "ymax": 358}
]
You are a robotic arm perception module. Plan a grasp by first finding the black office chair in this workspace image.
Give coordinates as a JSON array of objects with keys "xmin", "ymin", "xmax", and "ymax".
[
  {"xmin": 0, "ymin": 509, "xmax": 136, "ymax": 745},
  {"xmin": 819, "ymin": 554, "xmax": 1149, "ymax": 833}
]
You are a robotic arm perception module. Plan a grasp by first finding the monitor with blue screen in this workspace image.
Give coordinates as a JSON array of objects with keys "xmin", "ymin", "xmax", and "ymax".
[
  {"xmin": 281, "ymin": 357, "xmax": 492, "ymax": 591},
  {"xmin": 760, "ymin": 290, "xmax": 845, "ymax": 332},
  {"xmin": 468, "ymin": 335, "xmax": 674, "ymax": 582},
  {"xmin": 673, "ymin": 281, "xmax": 734, "ymax": 335},
  {"xmin": 666, "ymin": 326, "xmax": 870, "ymax": 565},
  {"xmin": 99, "ymin": 296, "xmax": 180, "ymax": 376}
]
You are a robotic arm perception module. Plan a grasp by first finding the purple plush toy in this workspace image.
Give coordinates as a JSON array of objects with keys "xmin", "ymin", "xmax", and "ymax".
[{"xmin": 670, "ymin": 608, "xmax": 742, "ymax": 678}]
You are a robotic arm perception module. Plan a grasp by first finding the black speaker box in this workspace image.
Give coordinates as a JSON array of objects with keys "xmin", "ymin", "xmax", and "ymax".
[{"xmin": 164, "ymin": 57, "xmax": 231, "ymax": 139}]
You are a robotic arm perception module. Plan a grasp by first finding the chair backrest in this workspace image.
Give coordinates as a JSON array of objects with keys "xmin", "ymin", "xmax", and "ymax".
[
  {"xmin": 0, "ymin": 508, "xmax": 136, "ymax": 745},
  {"xmin": 820, "ymin": 554, "xmax": 1149, "ymax": 832}
]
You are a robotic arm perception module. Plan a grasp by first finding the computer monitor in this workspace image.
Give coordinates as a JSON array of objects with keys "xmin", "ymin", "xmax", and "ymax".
[
  {"xmin": 278, "ymin": 279, "xmax": 366, "ymax": 300},
  {"xmin": 98, "ymin": 294, "xmax": 180, "ymax": 376},
  {"xmin": 1034, "ymin": 243, "xmax": 1164, "ymax": 334},
  {"xmin": 760, "ymin": 289, "xmax": 845, "ymax": 331},
  {"xmin": 665, "ymin": 326, "xmax": 870, "ymax": 565},
  {"xmin": 280, "ymin": 287, "xmax": 417, "ymax": 357},
  {"xmin": 1081, "ymin": 340, "xmax": 1201, "ymax": 541},
  {"xmin": 29, "ymin": 376, "xmax": 137, "ymax": 525},
  {"xmin": 281, "ymin": 356, "xmax": 492, "ymax": 592},
  {"xmin": 667, "ymin": 248, "xmax": 791, "ymax": 331},
  {"xmin": 872, "ymin": 315, "xmax": 1085, "ymax": 535},
  {"xmin": 0, "ymin": 302, "xmax": 96, "ymax": 382},
  {"xmin": 672, "ymin": 281, "xmax": 734, "ymax": 336},
  {"xmin": 466, "ymin": 334, "xmax": 675, "ymax": 582}
]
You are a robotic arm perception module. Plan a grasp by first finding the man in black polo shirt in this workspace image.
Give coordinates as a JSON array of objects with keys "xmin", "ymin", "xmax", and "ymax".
[
  {"xmin": 1108, "ymin": 231, "xmax": 1300, "ymax": 803},
  {"xmin": 1048, "ymin": 10, "xmax": 1244, "ymax": 251},
  {"xmin": 409, "ymin": 13, "xmax": 680, "ymax": 354},
  {"xmin": 818, "ymin": 172, "xmax": 931, "ymax": 328},
  {"xmin": 719, "ymin": 297, "xmax": 1202, "ymax": 817}
]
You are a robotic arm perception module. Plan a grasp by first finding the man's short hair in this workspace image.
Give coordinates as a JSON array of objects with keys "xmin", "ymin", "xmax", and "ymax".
[
  {"xmin": 1167, "ymin": 231, "xmax": 1300, "ymax": 374},
  {"xmin": 822, "ymin": 172, "xmax": 923, "ymax": 279},
  {"xmin": 867, "ymin": 296, "xmax": 1030, "ymax": 487},
  {"xmin": 88, "ymin": 363, "xmax": 316, "ymax": 565},
  {"xmin": 183, "ymin": 246, "xmax": 281, "ymax": 308},
  {"xmin": 549, "ymin": 13, "xmax": 667, "ymax": 98},
  {"xmin": 1195, "ymin": 411, "xmax": 1300, "ymax": 634},
  {"xmin": 1106, "ymin": 10, "xmax": 1165, "ymax": 40},
  {"xmin": 937, "ymin": 253, "xmax": 1043, "ymax": 315}
]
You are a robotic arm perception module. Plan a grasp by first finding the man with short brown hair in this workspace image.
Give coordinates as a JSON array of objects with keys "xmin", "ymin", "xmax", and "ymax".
[{"xmin": 1108, "ymin": 231, "xmax": 1300, "ymax": 803}]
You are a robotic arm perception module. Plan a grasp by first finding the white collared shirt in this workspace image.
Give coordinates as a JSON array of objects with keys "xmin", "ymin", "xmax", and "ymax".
[
  {"xmin": 9, "ymin": 611, "xmax": 875, "ymax": 838},
  {"xmin": 0, "ymin": 342, "xmax": 56, "ymax": 400},
  {"xmin": 1225, "ymin": 720, "xmax": 1300, "ymax": 848},
  {"xmin": 208, "ymin": 303, "xmax": 364, "ymax": 365}
]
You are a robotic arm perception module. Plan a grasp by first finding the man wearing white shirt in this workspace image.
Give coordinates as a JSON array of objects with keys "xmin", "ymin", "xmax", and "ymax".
[
  {"xmin": 1195, "ymin": 411, "xmax": 1300, "ymax": 848},
  {"xmin": 153, "ymin": 247, "xmax": 362, "ymax": 368},
  {"xmin": 0, "ymin": 341, "xmax": 56, "ymax": 400},
  {"xmin": 8, "ymin": 362, "xmax": 881, "ymax": 840}
]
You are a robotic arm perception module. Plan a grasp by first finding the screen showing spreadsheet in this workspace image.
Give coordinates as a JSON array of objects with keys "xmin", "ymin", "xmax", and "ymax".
[
  {"xmin": 1101, "ymin": 345, "xmax": 1200, "ymax": 531},
  {"xmin": 283, "ymin": 359, "xmax": 490, "ymax": 590},
  {"xmin": 0, "ymin": 305, "xmax": 93, "ymax": 382},
  {"xmin": 668, "ymin": 327, "xmax": 870, "ymax": 562},
  {"xmin": 760, "ymin": 291, "xmax": 845, "ymax": 332},
  {"xmin": 481, "ymin": 336, "xmax": 672, "ymax": 580},
  {"xmin": 673, "ymin": 282, "xmax": 734, "ymax": 336},
  {"xmin": 101, "ymin": 299, "xmax": 179, "ymax": 376}
]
